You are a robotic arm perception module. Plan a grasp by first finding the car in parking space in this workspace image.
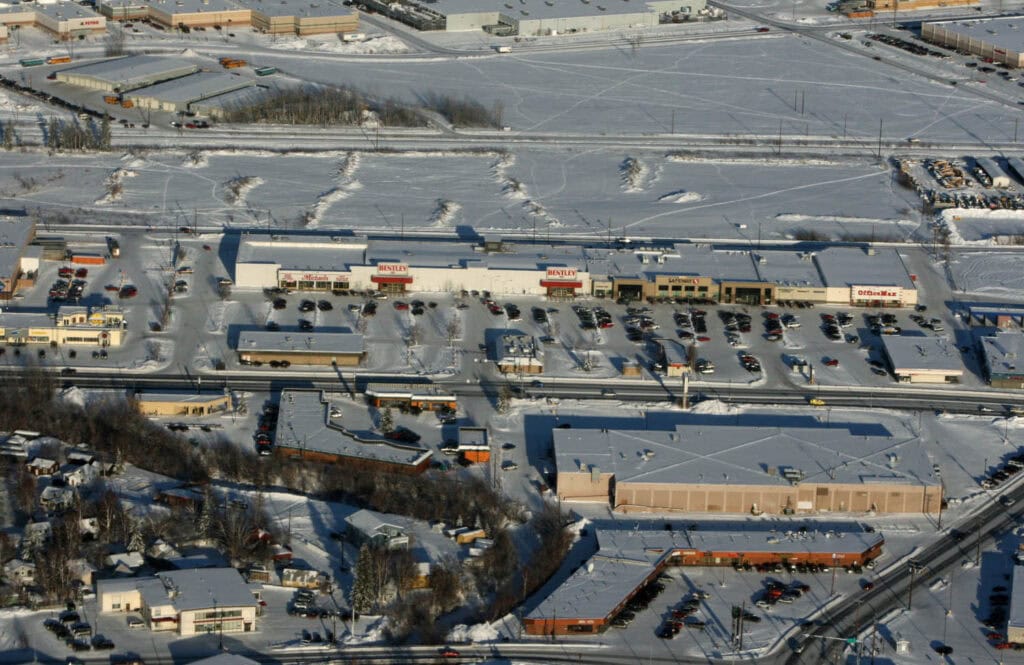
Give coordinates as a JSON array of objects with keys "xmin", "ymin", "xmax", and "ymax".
[
  {"xmin": 824, "ymin": 358, "xmax": 840, "ymax": 367},
  {"xmin": 299, "ymin": 320, "xmax": 314, "ymax": 331},
  {"xmin": 273, "ymin": 298, "xmax": 287, "ymax": 309},
  {"xmin": 317, "ymin": 300, "xmax": 333, "ymax": 311},
  {"xmin": 265, "ymin": 321, "xmax": 280, "ymax": 331},
  {"xmin": 501, "ymin": 461, "xmax": 519, "ymax": 471},
  {"xmin": 299, "ymin": 299, "xmax": 316, "ymax": 312}
]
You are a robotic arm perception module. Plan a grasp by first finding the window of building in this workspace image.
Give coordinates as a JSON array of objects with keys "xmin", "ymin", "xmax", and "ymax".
[
  {"xmin": 111, "ymin": 602, "xmax": 120, "ymax": 610},
  {"xmin": 657, "ymin": 285, "xmax": 668, "ymax": 292},
  {"xmin": 697, "ymin": 286, "xmax": 708, "ymax": 293},
  {"xmin": 671, "ymin": 285, "xmax": 681, "ymax": 292},
  {"xmin": 684, "ymin": 285, "xmax": 695, "ymax": 292}
]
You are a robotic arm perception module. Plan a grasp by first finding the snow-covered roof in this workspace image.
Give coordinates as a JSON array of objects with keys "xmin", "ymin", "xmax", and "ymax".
[
  {"xmin": 236, "ymin": 235, "xmax": 368, "ymax": 269},
  {"xmin": 145, "ymin": 568, "xmax": 256, "ymax": 612},
  {"xmin": 237, "ymin": 331, "xmax": 364, "ymax": 356},
  {"xmin": 814, "ymin": 247, "xmax": 915, "ymax": 289},
  {"xmin": 127, "ymin": 71, "xmax": 253, "ymax": 105},
  {"xmin": 430, "ymin": 0, "xmax": 661, "ymax": 21},
  {"xmin": 134, "ymin": 391, "xmax": 227, "ymax": 404},
  {"xmin": 363, "ymin": 383, "xmax": 455, "ymax": 399},
  {"xmin": 58, "ymin": 56, "xmax": 198, "ymax": 91},
  {"xmin": 145, "ymin": 0, "xmax": 243, "ymax": 14},
  {"xmin": 275, "ymin": 390, "xmax": 432, "ymax": 468},
  {"xmin": 1011, "ymin": 565, "xmax": 1024, "ymax": 631},
  {"xmin": 555, "ymin": 423, "xmax": 939, "ymax": 487},
  {"xmin": 367, "ymin": 239, "xmax": 585, "ymax": 272},
  {"xmin": 981, "ymin": 331, "xmax": 1024, "ymax": 379},
  {"xmin": 187, "ymin": 654, "xmax": 260, "ymax": 665},
  {"xmin": 927, "ymin": 16, "xmax": 1024, "ymax": 55},
  {"xmin": 881, "ymin": 335, "xmax": 964, "ymax": 373},
  {"xmin": 753, "ymin": 250, "xmax": 825, "ymax": 288},
  {"xmin": 234, "ymin": 0, "xmax": 354, "ymax": 17},
  {"xmin": 0, "ymin": 219, "xmax": 34, "ymax": 283},
  {"xmin": 33, "ymin": 1, "xmax": 104, "ymax": 21},
  {"xmin": 527, "ymin": 527, "xmax": 884, "ymax": 622},
  {"xmin": 345, "ymin": 508, "xmax": 405, "ymax": 536}
]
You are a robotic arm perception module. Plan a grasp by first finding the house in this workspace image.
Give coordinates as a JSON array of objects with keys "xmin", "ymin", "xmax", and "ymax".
[
  {"xmin": 280, "ymin": 567, "xmax": 323, "ymax": 589},
  {"xmin": 25, "ymin": 457, "xmax": 58, "ymax": 476},
  {"xmin": 67, "ymin": 558, "xmax": 97, "ymax": 586},
  {"xmin": 40, "ymin": 485, "xmax": 75, "ymax": 512},
  {"xmin": 2, "ymin": 559, "xmax": 35, "ymax": 586},
  {"xmin": 345, "ymin": 509, "xmax": 410, "ymax": 550},
  {"xmin": 455, "ymin": 529, "xmax": 487, "ymax": 545},
  {"xmin": 104, "ymin": 551, "xmax": 145, "ymax": 574},
  {"xmin": 271, "ymin": 544, "xmax": 293, "ymax": 563},
  {"xmin": 245, "ymin": 563, "xmax": 277, "ymax": 585},
  {"xmin": 147, "ymin": 539, "xmax": 183, "ymax": 561},
  {"xmin": 98, "ymin": 568, "xmax": 259, "ymax": 635},
  {"xmin": 63, "ymin": 460, "xmax": 103, "ymax": 487},
  {"xmin": 65, "ymin": 448, "xmax": 97, "ymax": 465},
  {"xmin": 155, "ymin": 486, "xmax": 205, "ymax": 509},
  {"xmin": 0, "ymin": 434, "xmax": 29, "ymax": 459}
]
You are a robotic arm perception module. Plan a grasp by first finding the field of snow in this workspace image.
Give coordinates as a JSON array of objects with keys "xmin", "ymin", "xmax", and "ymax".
[{"xmin": 949, "ymin": 251, "xmax": 1024, "ymax": 295}]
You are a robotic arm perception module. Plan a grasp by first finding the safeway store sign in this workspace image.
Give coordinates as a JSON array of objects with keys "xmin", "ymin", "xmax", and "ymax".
[{"xmin": 851, "ymin": 285, "xmax": 902, "ymax": 302}]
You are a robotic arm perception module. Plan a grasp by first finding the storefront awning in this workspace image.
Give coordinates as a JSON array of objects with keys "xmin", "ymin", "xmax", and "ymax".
[
  {"xmin": 540, "ymin": 281, "xmax": 582, "ymax": 289},
  {"xmin": 371, "ymin": 276, "xmax": 413, "ymax": 284}
]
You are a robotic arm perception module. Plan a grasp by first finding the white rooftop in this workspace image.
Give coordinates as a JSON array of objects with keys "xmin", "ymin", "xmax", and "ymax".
[
  {"xmin": 1010, "ymin": 565, "xmax": 1024, "ymax": 631},
  {"xmin": 0, "ymin": 219, "xmax": 34, "ymax": 285},
  {"xmin": 145, "ymin": 0, "xmax": 244, "ymax": 14},
  {"xmin": 99, "ymin": 568, "xmax": 256, "ymax": 612},
  {"xmin": 127, "ymin": 71, "xmax": 253, "ymax": 104},
  {"xmin": 33, "ymin": 1, "xmax": 104, "ymax": 20},
  {"xmin": 236, "ymin": 235, "xmax": 368, "ymax": 271},
  {"xmin": 814, "ymin": 247, "xmax": 915, "ymax": 289},
  {"xmin": 58, "ymin": 55, "xmax": 198, "ymax": 90},
  {"xmin": 555, "ymin": 423, "xmax": 939, "ymax": 487},
  {"xmin": 981, "ymin": 331, "xmax": 1024, "ymax": 379},
  {"xmin": 367, "ymin": 239, "xmax": 585, "ymax": 272},
  {"xmin": 274, "ymin": 390, "xmax": 431, "ymax": 468},
  {"xmin": 133, "ymin": 391, "xmax": 227, "ymax": 404},
  {"xmin": 234, "ymin": 0, "xmax": 355, "ymax": 17},
  {"xmin": 927, "ymin": 16, "xmax": 1024, "ymax": 54},
  {"xmin": 430, "ymin": 0, "xmax": 662, "ymax": 20},
  {"xmin": 237, "ymin": 330, "xmax": 364, "ymax": 356},
  {"xmin": 881, "ymin": 335, "xmax": 964, "ymax": 373},
  {"xmin": 527, "ymin": 527, "xmax": 884, "ymax": 622}
]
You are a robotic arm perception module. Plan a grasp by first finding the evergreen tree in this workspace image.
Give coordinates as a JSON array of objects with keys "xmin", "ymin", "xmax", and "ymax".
[
  {"xmin": 379, "ymin": 406, "xmax": 394, "ymax": 434},
  {"xmin": 497, "ymin": 385, "xmax": 512, "ymax": 415},
  {"xmin": 197, "ymin": 488, "xmax": 214, "ymax": 538},
  {"xmin": 100, "ymin": 114, "xmax": 111, "ymax": 151},
  {"xmin": 352, "ymin": 544, "xmax": 374, "ymax": 614},
  {"xmin": 2, "ymin": 121, "xmax": 13, "ymax": 150},
  {"xmin": 127, "ymin": 518, "xmax": 146, "ymax": 553}
]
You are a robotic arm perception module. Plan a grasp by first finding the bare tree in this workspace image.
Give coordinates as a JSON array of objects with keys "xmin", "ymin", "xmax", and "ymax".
[
  {"xmin": 445, "ymin": 317, "xmax": 461, "ymax": 347},
  {"xmin": 388, "ymin": 548, "xmax": 418, "ymax": 600},
  {"xmin": 406, "ymin": 323, "xmax": 422, "ymax": 348},
  {"xmin": 14, "ymin": 468, "xmax": 36, "ymax": 518}
]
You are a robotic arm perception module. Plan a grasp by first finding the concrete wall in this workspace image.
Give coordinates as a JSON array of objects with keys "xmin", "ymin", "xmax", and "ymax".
[
  {"xmin": 100, "ymin": 587, "xmax": 141, "ymax": 613},
  {"xmin": 136, "ymin": 395, "xmax": 230, "ymax": 416}
]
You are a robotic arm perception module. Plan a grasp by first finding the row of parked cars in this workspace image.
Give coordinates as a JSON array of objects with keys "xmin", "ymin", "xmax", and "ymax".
[
  {"xmin": 658, "ymin": 588, "xmax": 711, "ymax": 638},
  {"xmin": 754, "ymin": 579, "xmax": 810, "ymax": 610},
  {"xmin": 980, "ymin": 454, "xmax": 1024, "ymax": 490},
  {"xmin": 43, "ymin": 607, "xmax": 115, "ymax": 652}
]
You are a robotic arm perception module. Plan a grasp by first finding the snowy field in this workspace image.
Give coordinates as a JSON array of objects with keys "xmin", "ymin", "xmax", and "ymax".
[
  {"xmin": 0, "ymin": 148, "xmax": 930, "ymax": 239},
  {"xmin": 949, "ymin": 251, "xmax": 1024, "ymax": 296}
]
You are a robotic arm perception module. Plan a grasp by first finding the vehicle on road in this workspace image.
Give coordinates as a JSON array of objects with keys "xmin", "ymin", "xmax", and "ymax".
[{"xmin": 809, "ymin": 398, "xmax": 826, "ymax": 406}]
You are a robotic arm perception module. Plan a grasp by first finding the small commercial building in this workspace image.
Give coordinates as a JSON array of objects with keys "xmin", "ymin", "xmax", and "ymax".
[
  {"xmin": 98, "ymin": 568, "xmax": 259, "ymax": 635},
  {"xmin": 145, "ymin": 0, "xmax": 251, "ymax": 29},
  {"xmin": 813, "ymin": 247, "xmax": 918, "ymax": 308},
  {"xmin": 981, "ymin": 331, "xmax": 1024, "ymax": 389},
  {"xmin": 0, "ymin": 306, "xmax": 126, "ymax": 347},
  {"xmin": 134, "ymin": 391, "xmax": 231, "ymax": 417},
  {"xmin": 1009, "ymin": 565, "xmax": 1024, "ymax": 643},
  {"xmin": 238, "ymin": 0, "xmax": 358, "ymax": 34},
  {"xmin": 494, "ymin": 333, "xmax": 543, "ymax": 374},
  {"xmin": 0, "ymin": 219, "xmax": 37, "ymax": 300},
  {"xmin": 55, "ymin": 55, "xmax": 199, "ymax": 93},
  {"xmin": 656, "ymin": 338, "xmax": 690, "ymax": 377},
  {"xmin": 274, "ymin": 390, "xmax": 431, "ymax": 474},
  {"xmin": 881, "ymin": 335, "xmax": 964, "ymax": 384},
  {"xmin": 524, "ymin": 527, "xmax": 884, "ymax": 635},
  {"xmin": 555, "ymin": 424, "xmax": 941, "ymax": 516},
  {"xmin": 126, "ymin": 71, "xmax": 254, "ymax": 113},
  {"xmin": 236, "ymin": 331, "xmax": 364, "ymax": 366},
  {"xmin": 98, "ymin": 0, "xmax": 358, "ymax": 34},
  {"xmin": 457, "ymin": 426, "xmax": 489, "ymax": 463},
  {"xmin": 923, "ymin": 16, "xmax": 1023, "ymax": 68},
  {"xmin": 363, "ymin": 383, "xmax": 456, "ymax": 412},
  {"xmin": 975, "ymin": 157, "xmax": 1012, "ymax": 188},
  {"xmin": 870, "ymin": 0, "xmax": 976, "ymax": 11}
]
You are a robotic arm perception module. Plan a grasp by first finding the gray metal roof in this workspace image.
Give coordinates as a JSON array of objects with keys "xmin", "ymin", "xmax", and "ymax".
[
  {"xmin": 363, "ymin": 383, "xmax": 455, "ymax": 399},
  {"xmin": 367, "ymin": 239, "xmax": 585, "ymax": 272},
  {"xmin": 430, "ymin": 0, "xmax": 661, "ymax": 20},
  {"xmin": 527, "ymin": 527, "xmax": 884, "ymax": 622},
  {"xmin": 34, "ymin": 1, "xmax": 105, "ymax": 20},
  {"xmin": 58, "ymin": 56, "xmax": 198, "ymax": 90},
  {"xmin": 927, "ymin": 16, "xmax": 1024, "ymax": 55},
  {"xmin": 274, "ymin": 390, "xmax": 431, "ymax": 468},
  {"xmin": 0, "ymin": 219, "xmax": 34, "ymax": 285},
  {"xmin": 127, "ymin": 71, "xmax": 253, "ymax": 105},
  {"xmin": 154, "ymin": 568, "xmax": 256, "ymax": 611},
  {"xmin": 237, "ymin": 331, "xmax": 364, "ymax": 356},
  {"xmin": 236, "ymin": 235, "xmax": 367, "ymax": 270},
  {"xmin": 146, "ymin": 0, "xmax": 243, "ymax": 14},
  {"xmin": 981, "ymin": 331, "xmax": 1024, "ymax": 379},
  {"xmin": 881, "ymin": 335, "xmax": 964, "ymax": 373},
  {"xmin": 555, "ymin": 424, "xmax": 938, "ymax": 487},
  {"xmin": 814, "ymin": 247, "xmax": 915, "ymax": 290},
  {"xmin": 1010, "ymin": 565, "xmax": 1024, "ymax": 630},
  {"xmin": 233, "ymin": 0, "xmax": 355, "ymax": 17}
]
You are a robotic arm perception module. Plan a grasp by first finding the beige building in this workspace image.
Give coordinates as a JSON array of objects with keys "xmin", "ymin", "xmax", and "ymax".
[
  {"xmin": 134, "ymin": 391, "xmax": 231, "ymax": 417},
  {"xmin": 882, "ymin": 335, "xmax": 964, "ymax": 384},
  {"xmin": 923, "ymin": 16, "xmax": 1024, "ymax": 68},
  {"xmin": 872, "ymin": 0, "xmax": 977, "ymax": 12},
  {"xmin": 555, "ymin": 424, "xmax": 941, "ymax": 516},
  {"xmin": 98, "ymin": 0, "xmax": 358, "ymax": 34},
  {"xmin": 237, "ymin": 331, "xmax": 364, "ymax": 366},
  {"xmin": 0, "ymin": 2, "xmax": 106, "ymax": 40},
  {"xmin": 98, "ymin": 568, "xmax": 259, "ymax": 635},
  {"xmin": 0, "ymin": 306, "xmax": 126, "ymax": 347}
]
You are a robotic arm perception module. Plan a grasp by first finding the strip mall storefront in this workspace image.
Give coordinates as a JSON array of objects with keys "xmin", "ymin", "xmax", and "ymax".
[
  {"xmin": 370, "ymin": 263, "xmax": 413, "ymax": 294},
  {"xmin": 539, "ymin": 268, "xmax": 582, "ymax": 298},
  {"xmin": 278, "ymin": 270, "xmax": 350, "ymax": 292},
  {"xmin": 850, "ymin": 285, "xmax": 914, "ymax": 308}
]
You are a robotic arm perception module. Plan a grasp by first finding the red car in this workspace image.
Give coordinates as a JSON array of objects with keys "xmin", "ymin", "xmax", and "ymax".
[
  {"xmin": 824, "ymin": 358, "xmax": 840, "ymax": 367},
  {"xmin": 697, "ymin": 336, "xmax": 711, "ymax": 342},
  {"xmin": 203, "ymin": 244, "xmax": 212, "ymax": 251},
  {"xmin": 995, "ymin": 642, "xmax": 1013, "ymax": 650},
  {"xmin": 394, "ymin": 302, "xmax": 409, "ymax": 310},
  {"xmin": 755, "ymin": 26, "xmax": 770, "ymax": 32},
  {"xmin": 764, "ymin": 312, "xmax": 779, "ymax": 320},
  {"xmin": 58, "ymin": 267, "xmax": 73, "ymax": 277},
  {"xmin": 599, "ymin": 321, "xmax": 614, "ymax": 328},
  {"xmin": 75, "ymin": 268, "xmax": 88, "ymax": 278},
  {"xmin": 440, "ymin": 647, "xmax": 460, "ymax": 658},
  {"xmin": 104, "ymin": 284, "xmax": 119, "ymax": 292}
]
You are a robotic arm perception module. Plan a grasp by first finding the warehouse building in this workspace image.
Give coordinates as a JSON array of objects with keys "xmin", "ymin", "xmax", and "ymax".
[
  {"xmin": 133, "ymin": 391, "xmax": 231, "ymax": 417},
  {"xmin": 231, "ymin": 234, "xmax": 917, "ymax": 306},
  {"xmin": 525, "ymin": 526, "xmax": 884, "ymax": 635},
  {"xmin": 98, "ymin": 568, "xmax": 259, "ymax": 635},
  {"xmin": 975, "ymin": 156, "xmax": 1012, "ymax": 188},
  {"xmin": 555, "ymin": 423, "xmax": 941, "ymax": 515},
  {"xmin": 981, "ymin": 331, "xmax": 1024, "ymax": 389},
  {"xmin": 0, "ymin": 218, "xmax": 37, "ymax": 300},
  {"xmin": 236, "ymin": 331, "xmax": 364, "ymax": 366},
  {"xmin": 0, "ymin": 306, "xmax": 125, "ymax": 347},
  {"xmin": 881, "ymin": 335, "xmax": 964, "ymax": 384},
  {"xmin": 870, "ymin": 0, "xmax": 976, "ymax": 12},
  {"xmin": 56, "ymin": 55, "xmax": 199, "ymax": 93},
  {"xmin": 0, "ymin": 2, "xmax": 106, "ymax": 40},
  {"xmin": 125, "ymin": 72, "xmax": 254, "ymax": 113},
  {"xmin": 922, "ymin": 16, "xmax": 1024, "ymax": 68},
  {"xmin": 274, "ymin": 390, "xmax": 432, "ymax": 474},
  {"xmin": 97, "ymin": 0, "xmax": 358, "ymax": 34},
  {"xmin": 1009, "ymin": 564, "xmax": 1024, "ymax": 643}
]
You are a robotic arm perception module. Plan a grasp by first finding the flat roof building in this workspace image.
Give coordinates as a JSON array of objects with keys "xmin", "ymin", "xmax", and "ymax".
[
  {"xmin": 1009, "ymin": 564, "xmax": 1024, "ymax": 643},
  {"xmin": 0, "ymin": 305, "xmax": 125, "ymax": 347},
  {"xmin": 237, "ymin": 330, "xmax": 364, "ymax": 366},
  {"xmin": 881, "ymin": 335, "xmax": 964, "ymax": 384},
  {"xmin": 363, "ymin": 383, "xmax": 456, "ymax": 412},
  {"xmin": 813, "ymin": 247, "xmax": 918, "ymax": 307},
  {"xmin": 555, "ymin": 423, "xmax": 941, "ymax": 516},
  {"xmin": 236, "ymin": 0, "xmax": 357, "ymax": 34},
  {"xmin": 981, "ymin": 331, "xmax": 1024, "ymax": 389},
  {"xmin": 55, "ymin": 55, "xmax": 198, "ymax": 93},
  {"xmin": 0, "ymin": 218, "xmax": 36, "ymax": 300},
  {"xmin": 0, "ymin": 2, "xmax": 106, "ymax": 40},
  {"xmin": 133, "ymin": 391, "xmax": 231, "ymax": 417},
  {"xmin": 274, "ymin": 390, "xmax": 431, "ymax": 474},
  {"xmin": 126, "ymin": 71, "xmax": 254, "ymax": 113},
  {"xmin": 97, "ymin": 0, "xmax": 358, "ymax": 34},
  {"xmin": 923, "ymin": 16, "xmax": 1024, "ymax": 68},
  {"xmin": 98, "ymin": 568, "xmax": 259, "ymax": 635},
  {"xmin": 525, "ymin": 526, "xmax": 884, "ymax": 635},
  {"xmin": 494, "ymin": 333, "xmax": 543, "ymax": 374}
]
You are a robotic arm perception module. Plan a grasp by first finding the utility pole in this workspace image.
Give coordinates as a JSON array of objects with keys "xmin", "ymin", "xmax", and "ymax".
[
  {"xmin": 907, "ymin": 563, "xmax": 916, "ymax": 610},
  {"xmin": 671, "ymin": 110, "xmax": 675, "ymax": 134},
  {"xmin": 876, "ymin": 118, "xmax": 884, "ymax": 159},
  {"xmin": 777, "ymin": 120, "xmax": 783, "ymax": 155}
]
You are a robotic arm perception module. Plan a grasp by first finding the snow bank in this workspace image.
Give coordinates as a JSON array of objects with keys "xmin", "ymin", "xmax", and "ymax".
[
  {"xmin": 57, "ymin": 386, "xmax": 87, "ymax": 409},
  {"xmin": 224, "ymin": 175, "xmax": 264, "ymax": 206},
  {"xmin": 429, "ymin": 199, "xmax": 462, "ymax": 228},
  {"xmin": 690, "ymin": 399, "xmax": 742, "ymax": 416},
  {"xmin": 447, "ymin": 622, "xmax": 500, "ymax": 644},
  {"xmin": 621, "ymin": 156, "xmax": 650, "ymax": 193},
  {"xmin": 775, "ymin": 213, "xmax": 914, "ymax": 226},
  {"xmin": 95, "ymin": 167, "xmax": 137, "ymax": 204},
  {"xmin": 269, "ymin": 34, "xmax": 410, "ymax": 55},
  {"xmin": 658, "ymin": 189, "xmax": 704, "ymax": 204}
]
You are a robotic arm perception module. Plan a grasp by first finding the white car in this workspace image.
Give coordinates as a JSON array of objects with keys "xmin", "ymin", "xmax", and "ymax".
[{"xmin": 502, "ymin": 461, "xmax": 519, "ymax": 471}]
